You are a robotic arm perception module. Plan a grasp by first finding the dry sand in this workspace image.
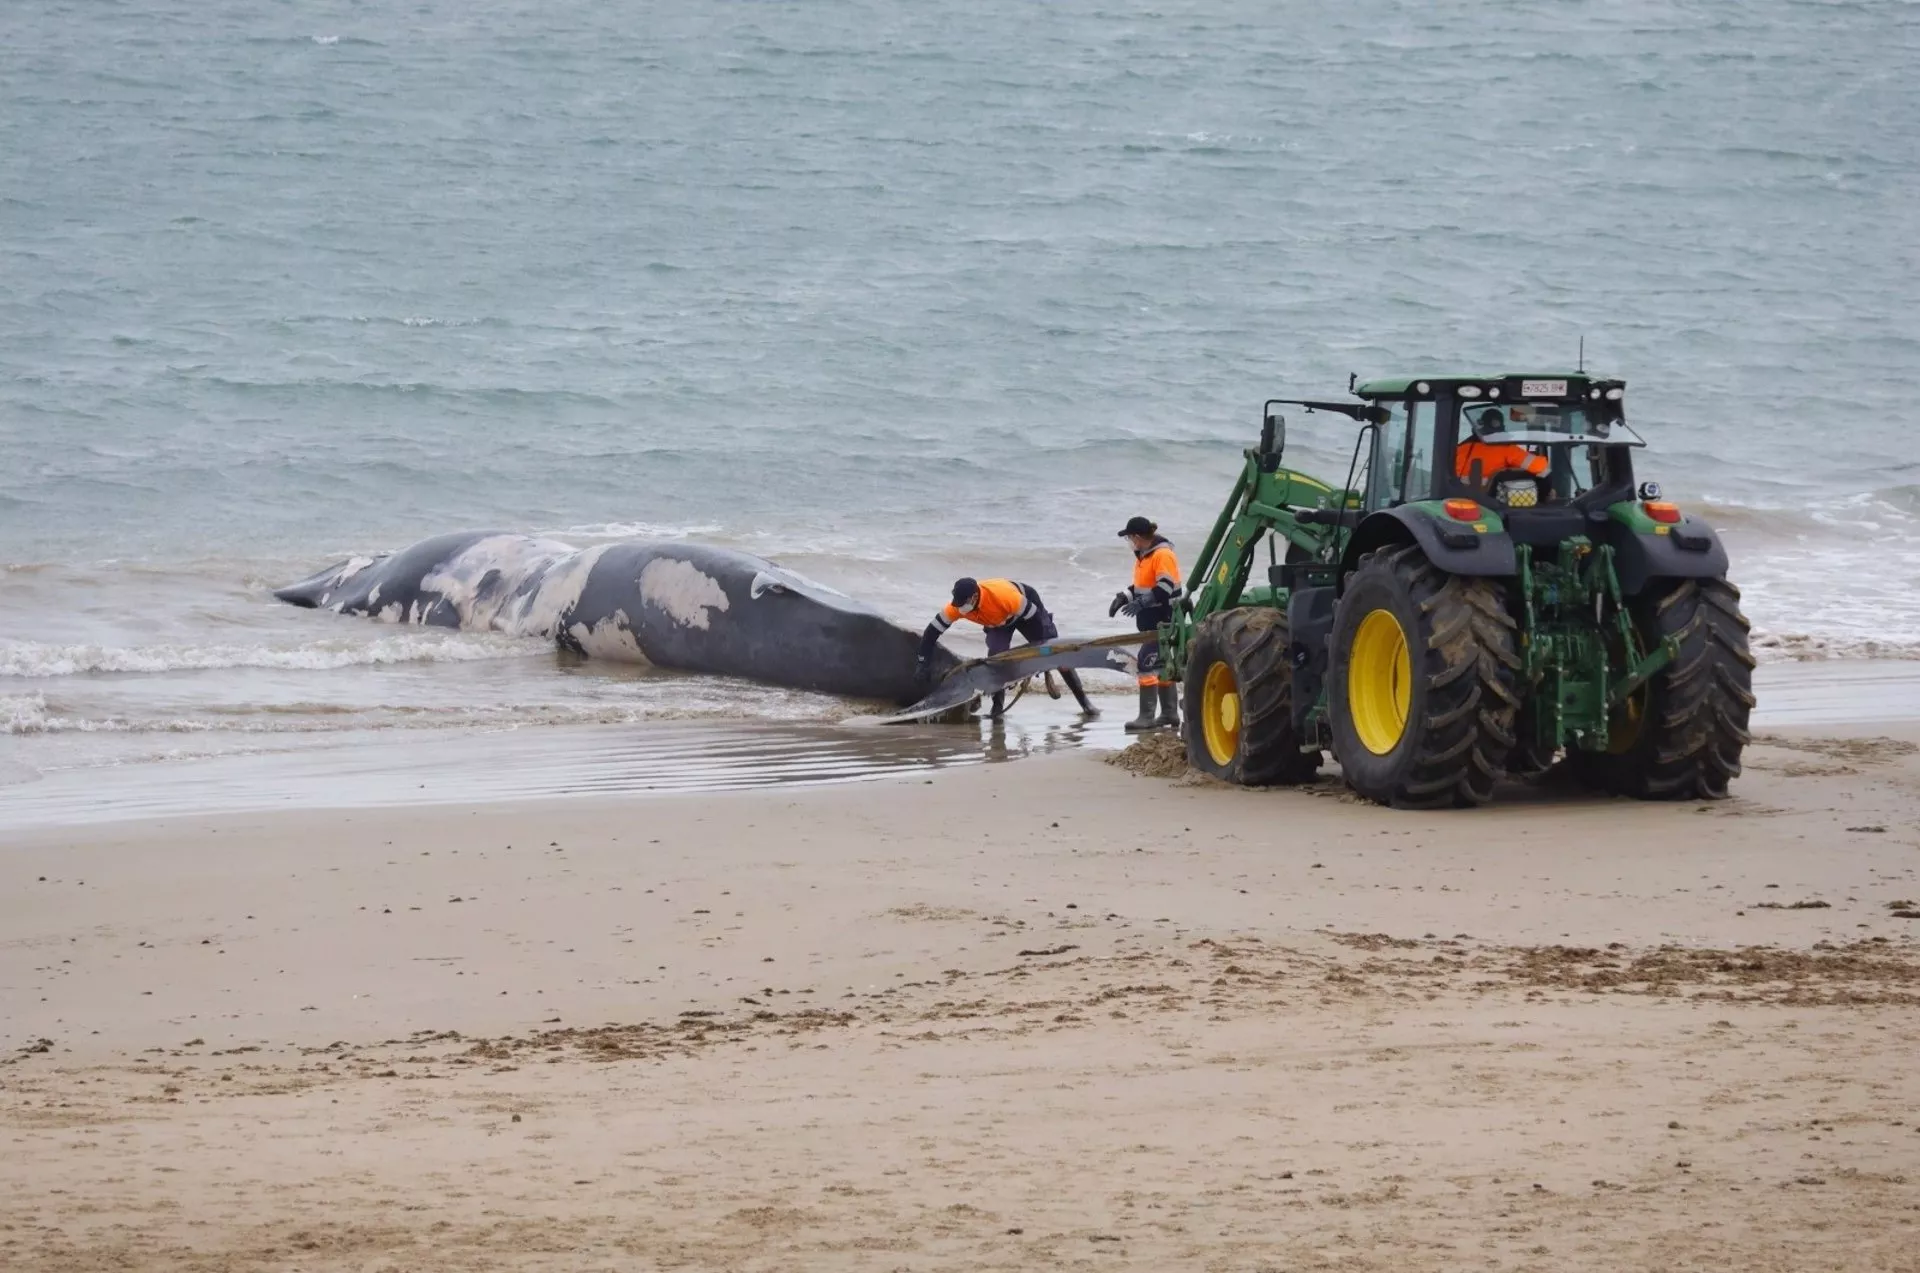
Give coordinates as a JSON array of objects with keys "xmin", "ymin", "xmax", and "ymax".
[{"xmin": 5, "ymin": 728, "xmax": 1920, "ymax": 1270}]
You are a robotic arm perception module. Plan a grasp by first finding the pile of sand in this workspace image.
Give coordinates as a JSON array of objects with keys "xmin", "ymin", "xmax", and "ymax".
[{"xmin": 1103, "ymin": 730, "xmax": 1190, "ymax": 778}]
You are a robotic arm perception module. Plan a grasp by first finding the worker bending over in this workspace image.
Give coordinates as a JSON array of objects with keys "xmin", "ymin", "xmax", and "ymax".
[
  {"xmin": 918, "ymin": 577, "xmax": 1099, "ymax": 718},
  {"xmin": 1111, "ymin": 516, "xmax": 1182, "ymax": 733}
]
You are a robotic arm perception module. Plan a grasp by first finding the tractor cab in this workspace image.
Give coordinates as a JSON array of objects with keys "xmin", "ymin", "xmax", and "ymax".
[{"xmin": 1352, "ymin": 374, "xmax": 1643, "ymax": 526}]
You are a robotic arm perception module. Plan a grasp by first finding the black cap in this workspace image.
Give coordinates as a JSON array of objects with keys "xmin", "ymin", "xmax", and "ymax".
[
  {"xmin": 950, "ymin": 577, "xmax": 979, "ymax": 606},
  {"xmin": 1117, "ymin": 516, "xmax": 1157, "ymax": 538}
]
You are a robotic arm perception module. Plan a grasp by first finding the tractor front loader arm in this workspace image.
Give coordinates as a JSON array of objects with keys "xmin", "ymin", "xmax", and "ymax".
[{"xmin": 1163, "ymin": 451, "xmax": 1349, "ymax": 682}]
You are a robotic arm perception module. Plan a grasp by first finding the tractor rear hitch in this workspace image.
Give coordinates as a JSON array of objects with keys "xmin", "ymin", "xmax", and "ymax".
[{"xmin": 1607, "ymin": 634, "xmax": 1681, "ymax": 706}]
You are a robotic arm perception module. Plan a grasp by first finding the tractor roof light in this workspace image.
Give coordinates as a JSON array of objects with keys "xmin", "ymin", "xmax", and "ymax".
[
  {"xmin": 1458, "ymin": 384, "xmax": 1482, "ymax": 399},
  {"xmin": 1444, "ymin": 498, "xmax": 1482, "ymax": 521},
  {"xmin": 1415, "ymin": 381, "xmax": 1431, "ymax": 395},
  {"xmin": 1644, "ymin": 500, "xmax": 1681, "ymax": 523},
  {"xmin": 1487, "ymin": 385, "xmax": 1501, "ymax": 398},
  {"xmin": 1589, "ymin": 388, "xmax": 1601, "ymax": 400},
  {"xmin": 1605, "ymin": 387, "xmax": 1624, "ymax": 400}
]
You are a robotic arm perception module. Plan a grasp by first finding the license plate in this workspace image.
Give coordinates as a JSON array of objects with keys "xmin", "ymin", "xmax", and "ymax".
[{"xmin": 1521, "ymin": 379, "xmax": 1568, "ymax": 398}]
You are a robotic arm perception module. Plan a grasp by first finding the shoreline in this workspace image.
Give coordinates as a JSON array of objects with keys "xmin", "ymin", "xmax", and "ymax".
[{"xmin": 7, "ymin": 657, "xmax": 1920, "ymax": 833}]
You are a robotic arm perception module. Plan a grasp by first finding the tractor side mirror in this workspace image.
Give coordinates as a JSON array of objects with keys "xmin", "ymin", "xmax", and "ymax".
[{"xmin": 1260, "ymin": 413, "xmax": 1286, "ymax": 471}]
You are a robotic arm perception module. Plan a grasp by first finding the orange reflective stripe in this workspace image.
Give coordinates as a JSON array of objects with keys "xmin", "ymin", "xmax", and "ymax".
[{"xmin": 947, "ymin": 578, "xmax": 1026, "ymax": 628}]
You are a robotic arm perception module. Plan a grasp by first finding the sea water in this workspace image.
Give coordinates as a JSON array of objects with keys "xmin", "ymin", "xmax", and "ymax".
[{"xmin": 4, "ymin": 0, "xmax": 1917, "ymax": 780}]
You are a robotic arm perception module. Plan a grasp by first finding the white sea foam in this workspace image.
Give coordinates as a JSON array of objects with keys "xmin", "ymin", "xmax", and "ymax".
[
  {"xmin": 1749, "ymin": 631, "xmax": 1920, "ymax": 663},
  {"xmin": 546, "ymin": 522, "xmax": 724, "ymax": 541},
  {"xmin": 0, "ymin": 632, "xmax": 542, "ymax": 678},
  {"xmin": 1, "ymin": 693, "xmax": 210, "ymax": 736}
]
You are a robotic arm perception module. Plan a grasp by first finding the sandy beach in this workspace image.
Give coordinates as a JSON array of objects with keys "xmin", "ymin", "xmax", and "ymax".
[{"xmin": 6, "ymin": 702, "xmax": 1920, "ymax": 1271}]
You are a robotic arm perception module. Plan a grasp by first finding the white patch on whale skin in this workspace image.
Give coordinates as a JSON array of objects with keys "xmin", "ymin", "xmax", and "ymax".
[
  {"xmin": 368, "ymin": 584, "xmax": 382, "ymax": 606},
  {"xmin": 420, "ymin": 534, "xmax": 578, "ymax": 634},
  {"xmin": 334, "ymin": 556, "xmax": 376, "ymax": 583},
  {"xmin": 566, "ymin": 609, "xmax": 651, "ymax": 664},
  {"xmin": 639, "ymin": 559, "xmax": 730, "ymax": 630},
  {"xmin": 513, "ymin": 542, "xmax": 615, "ymax": 637}
]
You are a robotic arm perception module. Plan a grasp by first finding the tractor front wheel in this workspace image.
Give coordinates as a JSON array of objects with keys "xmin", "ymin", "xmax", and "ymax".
[
  {"xmin": 1570, "ymin": 577, "xmax": 1755, "ymax": 800},
  {"xmin": 1182, "ymin": 607, "xmax": 1321, "ymax": 785},
  {"xmin": 1328, "ymin": 545, "xmax": 1521, "ymax": 808}
]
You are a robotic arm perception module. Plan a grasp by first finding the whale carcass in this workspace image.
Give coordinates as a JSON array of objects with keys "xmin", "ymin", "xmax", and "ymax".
[{"xmin": 273, "ymin": 532, "xmax": 956, "ymax": 704}]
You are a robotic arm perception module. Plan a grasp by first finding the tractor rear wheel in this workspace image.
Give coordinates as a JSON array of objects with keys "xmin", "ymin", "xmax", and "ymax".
[
  {"xmin": 1570, "ymin": 577, "xmax": 1754, "ymax": 800},
  {"xmin": 1328, "ymin": 545, "xmax": 1521, "ymax": 808},
  {"xmin": 1182, "ymin": 607, "xmax": 1321, "ymax": 785}
]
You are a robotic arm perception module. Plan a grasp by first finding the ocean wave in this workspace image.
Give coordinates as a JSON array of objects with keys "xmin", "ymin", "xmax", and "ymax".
[
  {"xmin": 1750, "ymin": 631, "xmax": 1920, "ymax": 663},
  {"xmin": 0, "ymin": 632, "xmax": 544, "ymax": 678},
  {"xmin": 1692, "ymin": 486, "xmax": 1920, "ymax": 528},
  {"xmin": 164, "ymin": 372, "xmax": 624, "ymax": 410}
]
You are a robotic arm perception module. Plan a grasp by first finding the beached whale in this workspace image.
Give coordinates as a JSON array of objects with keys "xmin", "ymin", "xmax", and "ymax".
[{"xmin": 273, "ymin": 532, "xmax": 957, "ymax": 704}]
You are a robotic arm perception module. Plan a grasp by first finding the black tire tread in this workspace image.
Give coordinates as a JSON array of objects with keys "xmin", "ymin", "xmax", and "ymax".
[
  {"xmin": 1574, "ymin": 577, "xmax": 1755, "ymax": 800},
  {"xmin": 1182, "ymin": 607, "xmax": 1321, "ymax": 785},
  {"xmin": 1335, "ymin": 544, "xmax": 1521, "ymax": 809}
]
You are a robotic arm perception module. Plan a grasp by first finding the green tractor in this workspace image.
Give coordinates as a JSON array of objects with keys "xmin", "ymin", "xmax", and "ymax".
[{"xmin": 1164, "ymin": 373, "xmax": 1755, "ymax": 808}]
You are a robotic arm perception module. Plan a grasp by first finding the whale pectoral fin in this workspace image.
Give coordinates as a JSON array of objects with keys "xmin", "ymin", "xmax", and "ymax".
[
  {"xmin": 877, "ymin": 679, "xmax": 983, "ymax": 723},
  {"xmin": 877, "ymin": 633, "xmax": 1141, "ymax": 723}
]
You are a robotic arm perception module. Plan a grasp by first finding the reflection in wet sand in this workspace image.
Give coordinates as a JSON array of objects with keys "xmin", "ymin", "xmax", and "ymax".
[{"xmin": 0, "ymin": 699, "xmax": 1130, "ymax": 830}]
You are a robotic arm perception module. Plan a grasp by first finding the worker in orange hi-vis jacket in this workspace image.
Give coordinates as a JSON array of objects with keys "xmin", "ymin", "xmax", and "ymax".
[
  {"xmin": 1110, "ymin": 516, "xmax": 1182, "ymax": 733},
  {"xmin": 1455, "ymin": 404, "xmax": 1548, "ymax": 487},
  {"xmin": 917, "ymin": 577, "xmax": 1098, "ymax": 719}
]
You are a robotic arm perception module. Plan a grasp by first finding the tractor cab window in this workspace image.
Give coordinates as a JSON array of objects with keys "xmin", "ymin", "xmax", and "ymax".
[
  {"xmin": 1454, "ymin": 400, "xmax": 1618, "ymax": 505},
  {"xmin": 1365, "ymin": 399, "xmax": 1410, "ymax": 510},
  {"xmin": 1403, "ymin": 400, "xmax": 1439, "ymax": 502}
]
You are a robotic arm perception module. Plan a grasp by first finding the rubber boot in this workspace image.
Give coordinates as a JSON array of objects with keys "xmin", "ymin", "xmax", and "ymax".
[
  {"xmin": 989, "ymin": 689, "xmax": 1008, "ymax": 719},
  {"xmin": 1124, "ymin": 685, "xmax": 1158, "ymax": 733},
  {"xmin": 1155, "ymin": 682, "xmax": 1180, "ymax": 730},
  {"xmin": 1061, "ymin": 669, "xmax": 1098, "ymax": 718}
]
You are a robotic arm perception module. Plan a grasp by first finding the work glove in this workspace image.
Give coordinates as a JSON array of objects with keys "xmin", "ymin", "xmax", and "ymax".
[{"xmin": 1109, "ymin": 590, "xmax": 1138, "ymax": 618}]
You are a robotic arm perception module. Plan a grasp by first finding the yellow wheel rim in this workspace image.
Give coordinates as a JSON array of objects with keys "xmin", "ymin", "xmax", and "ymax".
[
  {"xmin": 1606, "ymin": 692, "xmax": 1646, "ymax": 754},
  {"xmin": 1348, "ymin": 608, "xmax": 1411, "ymax": 755},
  {"xmin": 1201, "ymin": 661, "xmax": 1241, "ymax": 767}
]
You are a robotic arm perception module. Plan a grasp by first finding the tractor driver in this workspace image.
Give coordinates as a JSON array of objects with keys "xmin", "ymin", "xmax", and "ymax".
[{"xmin": 1454, "ymin": 405, "xmax": 1547, "ymax": 490}]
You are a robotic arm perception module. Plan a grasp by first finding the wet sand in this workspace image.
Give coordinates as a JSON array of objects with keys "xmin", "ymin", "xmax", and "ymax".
[
  {"xmin": 5, "ymin": 709, "xmax": 1920, "ymax": 1270},
  {"xmin": 6, "ymin": 657, "xmax": 1917, "ymax": 834}
]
